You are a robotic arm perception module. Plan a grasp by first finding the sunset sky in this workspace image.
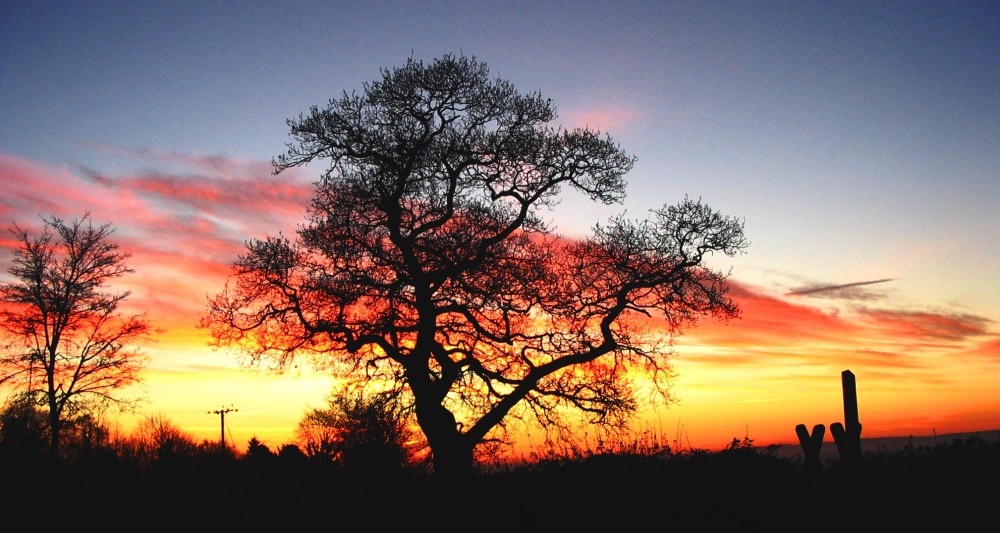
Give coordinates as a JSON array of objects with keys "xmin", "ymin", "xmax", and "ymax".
[{"xmin": 1, "ymin": 1, "xmax": 998, "ymax": 455}]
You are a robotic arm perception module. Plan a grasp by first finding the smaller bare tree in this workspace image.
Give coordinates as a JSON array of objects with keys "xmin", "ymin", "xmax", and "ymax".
[{"xmin": 0, "ymin": 213, "xmax": 153, "ymax": 458}]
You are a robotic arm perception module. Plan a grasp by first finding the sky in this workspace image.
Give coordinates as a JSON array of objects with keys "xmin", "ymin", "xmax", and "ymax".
[{"xmin": 1, "ymin": 1, "xmax": 998, "ymax": 456}]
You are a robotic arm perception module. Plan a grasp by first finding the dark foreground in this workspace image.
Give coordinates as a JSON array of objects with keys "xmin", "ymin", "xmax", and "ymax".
[{"xmin": 5, "ymin": 434, "xmax": 997, "ymax": 532}]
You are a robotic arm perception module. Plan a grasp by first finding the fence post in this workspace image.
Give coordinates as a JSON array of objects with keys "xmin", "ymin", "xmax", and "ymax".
[{"xmin": 830, "ymin": 369, "xmax": 862, "ymax": 467}]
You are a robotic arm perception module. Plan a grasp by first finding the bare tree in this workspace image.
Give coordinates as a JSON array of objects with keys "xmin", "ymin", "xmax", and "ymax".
[
  {"xmin": 203, "ymin": 54, "xmax": 749, "ymax": 478},
  {"xmin": 119, "ymin": 414, "xmax": 200, "ymax": 470},
  {"xmin": 0, "ymin": 213, "xmax": 152, "ymax": 458}
]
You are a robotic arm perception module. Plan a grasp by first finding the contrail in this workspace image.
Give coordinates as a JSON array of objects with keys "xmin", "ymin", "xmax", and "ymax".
[{"xmin": 785, "ymin": 278, "xmax": 894, "ymax": 296}]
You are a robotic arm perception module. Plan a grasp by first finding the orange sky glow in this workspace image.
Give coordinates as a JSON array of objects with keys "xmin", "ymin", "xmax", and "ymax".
[{"xmin": 2, "ymin": 152, "xmax": 997, "ymax": 457}]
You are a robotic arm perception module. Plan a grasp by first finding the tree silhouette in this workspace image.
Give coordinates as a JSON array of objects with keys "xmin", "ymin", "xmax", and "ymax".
[
  {"xmin": 0, "ymin": 213, "xmax": 153, "ymax": 459},
  {"xmin": 245, "ymin": 436, "xmax": 275, "ymax": 461},
  {"xmin": 127, "ymin": 414, "xmax": 199, "ymax": 470},
  {"xmin": 203, "ymin": 54, "xmax": 748, "ymax": 478}
]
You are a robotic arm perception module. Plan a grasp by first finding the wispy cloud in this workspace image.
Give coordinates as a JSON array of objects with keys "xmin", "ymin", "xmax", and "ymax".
[
  {"xmin": 82, "ymin": 143, "xmax": 277, "ymax": 179},
  {"xmin": 785, "ymin": 278, "xmax": 895, "ymax": 299}
]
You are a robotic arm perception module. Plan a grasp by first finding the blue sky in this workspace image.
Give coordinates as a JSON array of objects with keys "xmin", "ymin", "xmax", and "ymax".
[{"xmin": 1, "ymin": 1, "xmax": 998, "ymax": 450}]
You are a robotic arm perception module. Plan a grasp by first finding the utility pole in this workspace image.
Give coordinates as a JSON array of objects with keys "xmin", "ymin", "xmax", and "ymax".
[{"xmin": 208, "ymin": 406, "xmax": 238, "ymax": 449}]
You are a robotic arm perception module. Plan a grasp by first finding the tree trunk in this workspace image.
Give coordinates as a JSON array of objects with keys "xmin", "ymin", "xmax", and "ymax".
[
  {"xmin": 430, "ymin": 439, "xmax": 475, "ymax": 480},
  {"xmin": 415, "ymin": 399, "xmax": 475, "ymax": 480}
]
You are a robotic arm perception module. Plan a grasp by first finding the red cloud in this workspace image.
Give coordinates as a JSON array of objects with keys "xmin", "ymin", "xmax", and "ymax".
[
  {"xmin": 660, "ymin": 279, "xmax": 998, "ymax": 377},
  {"xmin": 677, "ymin": 281, "xmax": 859, "ymax": 347},
  {"xmin": 859, "ymin": 309, "xmax": 991, "ymax": 341}
]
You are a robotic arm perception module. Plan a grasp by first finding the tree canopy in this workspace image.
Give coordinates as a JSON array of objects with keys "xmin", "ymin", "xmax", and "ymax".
[{"xmin": 203, "ymin": 54, "xmax": 749, "ymax": 478}]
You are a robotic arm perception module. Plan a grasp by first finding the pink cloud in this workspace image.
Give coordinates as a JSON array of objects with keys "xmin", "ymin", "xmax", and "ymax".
[
  {"xmin": 0, "ymin": 154, "xmax": 92, "ymax": 224},
  {"xmin": 0, "ymin": 151, "xmax": 315, "ymax": 333},
  {"xmin": 562, "ymin": 104, "xmax": 642, "ymax": 132}
]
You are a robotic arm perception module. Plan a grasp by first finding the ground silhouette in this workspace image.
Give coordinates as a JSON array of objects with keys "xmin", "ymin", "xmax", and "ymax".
[{"xmin": 4, "ymin": 430, "xmax": 995, "ymax": 531}]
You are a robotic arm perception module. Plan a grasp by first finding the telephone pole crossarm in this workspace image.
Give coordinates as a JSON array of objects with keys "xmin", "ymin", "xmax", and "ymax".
[{"xmin": 208, "ymin": 406, "xmax": 238, "ymax": 449}]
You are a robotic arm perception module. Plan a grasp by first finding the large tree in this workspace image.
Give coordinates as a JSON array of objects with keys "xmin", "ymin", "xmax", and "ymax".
[
  {"xmin": 0, "ymin": 213, "xmax": 152, "ymax": 458},
  {"xmin": 203, "ymin": 55, "xmax": 749, "ymax": 478}
]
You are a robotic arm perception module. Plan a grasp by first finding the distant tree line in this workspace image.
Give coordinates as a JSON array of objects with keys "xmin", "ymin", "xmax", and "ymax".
[{"xmin": 0, "ymin": 388, "xmax": 421, "ymax": 474}]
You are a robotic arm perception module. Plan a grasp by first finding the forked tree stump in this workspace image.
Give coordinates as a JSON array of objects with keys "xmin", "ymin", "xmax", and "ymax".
[
  {"xmin": 796, "ymin": 423, "xmax": 825, "ymax": 476},
  {"xmin": 796, "ymin": 369, "xmax": 862, "ymax": 474}
]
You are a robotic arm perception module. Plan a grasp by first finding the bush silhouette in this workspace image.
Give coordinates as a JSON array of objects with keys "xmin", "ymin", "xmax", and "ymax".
[{"xmin": 297, "ymin": 391, "xmax": 424, "ymax": 475}]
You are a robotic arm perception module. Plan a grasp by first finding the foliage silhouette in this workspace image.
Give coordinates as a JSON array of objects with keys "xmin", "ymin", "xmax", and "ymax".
[
  {"xmin": 0, "ymin": 394, "xmax": 48, "ymax": 464},
  {"xmin": 297, "ymin": 390, "xmax": 423, "ymax": 474},
  {"xmin": 245, "ymin": 435, "xmax": 275, "ymax": 461},
  {"xmin": 203, "ymin": 54, "xmax": 749, "ymax": 478},
  {"xmin": 0, "ymin": 213, "xmax": 154, "ymax": 458}
]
